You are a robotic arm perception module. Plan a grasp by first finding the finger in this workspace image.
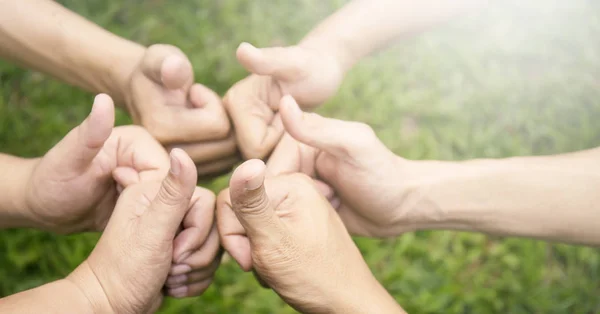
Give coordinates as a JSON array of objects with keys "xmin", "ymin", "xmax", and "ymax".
[
  {"xmin": 313, "ymin": 179, "xmax": 335, "ymax": 200},
  {"xmin": 53, "ymin": 94, "xmax": 114, "ymax": 173},
  {"xmin": 143, "ymin": 82, "xmax": 230, "ymax": 144},
  {"xmin": 225, "ymin": 91, "xmax": 284, "ymax": 159},
  {"xmin": 112, "ymin": 167, "xmax": 140, "ymax": 188},
  {"xmin": 178, "ymin": 226, "xmax": 220, "ymax": 271},
  {"xmin": 168, "ymin": 134, "xmax": 237, "ymax": 165},
  {"xmin": 189, "ymin": 83, "xmax": 221, "ymax": 109},
  {"xmin": 236, "ymin": 42, "xmax": 310, "ymax": 82},
  {"xmin": 196, "ymin": 155, "xmax": 240, "ymax": 178},
  {"xmin": 141, "ymin": 44, "xmax": 193, "ymax": 90},
  {"xmin": 229, "ymin": 159, "xmax": 284, "ymax": 238},
  {"xmin": 166, "ymin": 277, "xmax": 213, "ymax": 298},
  {"xmin": 172, "ymin": 187, "xmax": 215, "ymax": 263},
  {"xmin": 115, "ymin": 126, "xmax": 170, "ymax": 183},
  {"xmin": 216, "ymin": 189, "xmax": 252, "ymax": 271},
  {"xmin": 142, "ymin": 148, "xmax": 197, "ymax": 238},
  {"xmin": 166, "ymin": 250, "xmax": 221, "ymax": 288},
  {"xmin": 143, "ymin": 105, "xmax": 231, "ymax": 145},
  {"xmin": 280, "ymin": 95, "xmax": 371, "ymax": 158},
  {"xmin": 265, "ymin": 133, "xmax": 301, "ymax": 176},
  {"xmin": 266, "ymin": 133, "xmax": 318, "ymax": 177}
]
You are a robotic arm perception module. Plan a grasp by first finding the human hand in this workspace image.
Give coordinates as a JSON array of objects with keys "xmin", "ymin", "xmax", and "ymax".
[
  {"xmin": 124, "ymin": 44, "xmax": 238, "ymax": 176},
  {"xmin": 216, "ymin": 159, "xmax": 403, "ymax": 313},
  {"xmin": 267, "ymin": 96, "xmax": 411, "ymax": 238},
  {"xmin": 23, "ymin": 94, "xmax": 170, "ymax": 234},
  {"xmin": 223, "ymin": 41, "xmax": 345, "ymax": 159},
  {"xmin": 67, "ymin": 149, "xmax": 218, "ymax": 313}
]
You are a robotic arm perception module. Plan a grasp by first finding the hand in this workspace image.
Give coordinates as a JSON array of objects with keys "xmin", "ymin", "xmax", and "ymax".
[
  {"xmin": 217, "ymin": 160, "xmax": 403, "ymax": 313},
  {"xmin": 68, "ymin": 149, "xmax": 219, "ymax": 313},
  {"xmin": 125, "ymin": 44, "xmax": 238, "ymax": 176},
  {"xmin": 223, "ymin": 42, "xmax": 345, "ymax": 159},
  {"xmin": 267, "ymin": 96, "xmax": 410, "ymax": 238},
  {"xmin": 24, "ymin": 94, "xmax": 170, "ymax": 234}
]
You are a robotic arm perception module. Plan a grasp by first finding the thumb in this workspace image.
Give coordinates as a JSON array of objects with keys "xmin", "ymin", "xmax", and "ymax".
[
  {"xmin": 141, "ymin": 44, "xmax": 193, "ymax": 90},
  {"xmin": 229, "ymin": 159, "xmax": 282, "ymax": 238},
  {"xmin": 142, "ymin": 148, "xmax": 197, "ymax": 237},
  {"xmin": 279, "ymin": 95, "xmax": 367, "ymax": 158},
  {"xmin": 236, "ymin": 42, "xmax": 310, "ymax": 82},
  {"xmin": 52, "ymin": 94, "xmax": 114, "ymax": 173}
]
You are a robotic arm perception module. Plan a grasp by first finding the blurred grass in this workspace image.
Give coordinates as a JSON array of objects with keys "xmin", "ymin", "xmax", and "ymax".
[{"xmin": 1, "ymin": 0, "xmax": 600, "ymax": 313}]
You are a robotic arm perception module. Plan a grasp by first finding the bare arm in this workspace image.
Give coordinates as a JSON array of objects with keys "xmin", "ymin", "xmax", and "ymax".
[
  {"xmin": 0, "ymin": 266, "xmax": 109, "ymax": 314},
  {"xmin": 0, "ymin": 0, "xmax": 144, "ymax": 104},
  {"xmin": 300, "ymin": 0, "xmax": 485, "ymax": 71},
  {"xmin": 401, "ymin": 148, "xmax": 600, "ymax": 246},
  {"xmin": 0, "ymin": 154, "xmax": 38, "ymax": 229}
]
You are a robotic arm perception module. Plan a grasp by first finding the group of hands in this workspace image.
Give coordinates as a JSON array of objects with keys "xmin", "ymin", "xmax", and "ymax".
[{"xmin": 21, "ymin": 43, "xmax": 409, "ymax": 313}]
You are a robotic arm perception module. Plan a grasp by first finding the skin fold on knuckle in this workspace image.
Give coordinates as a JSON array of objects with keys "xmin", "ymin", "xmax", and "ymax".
[
  {"xmin": 232, "ymin": 189, "xmax": 270, "ymax": 216},
  {"xmin": 156, "ymin": 177, "xmax": 186, "ymax": 207}
]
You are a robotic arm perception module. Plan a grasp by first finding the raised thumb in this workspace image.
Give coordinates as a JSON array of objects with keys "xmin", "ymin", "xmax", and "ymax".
[
  {"xmin": 279, "ymin": 95, "xmax": 364, "ymax": 158},
  {"xmin": 236, "ymin": 42, "xmax": 310, "ymax": 82},
  {"xmin": 143, "ymin": 148, "xmax": 197, "ymax": 237},
  {"xmin": 229, "ymin": 159, "xmax": 281, "ymax": 238},
  {"xmin": 50, "ymin": 94, "xmax": 114, "ymax": 174}
]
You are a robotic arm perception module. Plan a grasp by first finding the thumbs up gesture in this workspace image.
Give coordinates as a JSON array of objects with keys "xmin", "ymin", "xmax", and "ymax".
[
  {"xmin": 69, "ymin": 149, "xmax": 218, "ymax": 313},
  {"xmin": 267, "ymin": 96, "xmax": 413, "ymax": 238},
  {"xmin": 217, "ymin": 159, "xmax": 404, "ymax": 313}
]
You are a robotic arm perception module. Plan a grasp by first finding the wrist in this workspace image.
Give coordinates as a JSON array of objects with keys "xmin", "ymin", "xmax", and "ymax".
[
  {"xmin": 101, "ymin": 40, "xmax": 146, "ymax": 107},
  {"xmin": 0, "ymin": 156, "xmax": 40, "ymax": 229},
  {"xmin": 329, "ymin": 274, "xmax": 405, "ymax": 314},
  {"xmin": 67, "ymin": 261, "xmax": 116, "ymax": 314}
]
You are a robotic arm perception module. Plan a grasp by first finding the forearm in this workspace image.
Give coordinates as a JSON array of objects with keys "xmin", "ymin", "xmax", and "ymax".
[
  {"xmin": 0, "ymin": 0, "xmax": 144, "ymax": 105},
  {"xmin": 300, "ymin": 0, "xmax": 484, "ymax": 71},
  {"xmin": 402, "ymin": 148, "xmax": 600, "ymax": 246},
  {"xmin": 0, "ymin": 262, "xmax": 110, "ymax": 313},
  {"xmin": 0, "ymin": 154, "xmax": 38, "ymax": 229},
  {"xmin": 331, "ymin": 280, "xmax": 406, "ymax": 314},
  {"xmin": 0, "ymin": 279, "xmax": 92, "ymax": 313}
]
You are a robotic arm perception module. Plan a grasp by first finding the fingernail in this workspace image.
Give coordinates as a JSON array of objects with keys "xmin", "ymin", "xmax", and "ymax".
[
  {"xmin": 244, "ymin": 159, "xmax": 265, "ymax": 191},
  {"xmin": 176, "ymin": 251, "xmax": 192, "ymax": 264},
  {"xmin": 169, "ymin": 150, "xmax": 181, "ymax": 176},
  {"xmin": 167, "ymin": 274, "xmax": 188, "ymax": 286},
  {"xmin": 170, "ymin": 264, "xmax": 191, "ymax": 275},
  {"xmin": 168, "ymin": 286, "xmax": 188, "ymax": 298}
]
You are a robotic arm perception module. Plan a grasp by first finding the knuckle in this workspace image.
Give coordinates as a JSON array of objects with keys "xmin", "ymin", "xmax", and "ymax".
[
  {"xmin": 235, "ymin": 191, "xmax": 270, "ymax": 215},
  {"xmin": 352, "ymin": 122, "xmax": 376, "ymax": 138},
  {"xmin": 241, "ymin": 144, "xmax": 270, "ymax": 160},
  {"xmin": 207, "ymin": 117, "xmax": 231, "ymax": 139},
  {"xmin": 156, "ymin": 178, "xmax": 185, "ymax": 207}
]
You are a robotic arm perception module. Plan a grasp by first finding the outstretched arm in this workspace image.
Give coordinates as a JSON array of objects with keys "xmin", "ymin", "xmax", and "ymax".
[
  {"xmin": 402, "ymin": 148, "xmax": 600, "ymax": 246},
  {"xmin": 0, "ymin": 0, "xmax": 143, "ymax": 104},
  {"xmin": 300, "ymin": 0, "xmax": 484, "ymax": 71}
]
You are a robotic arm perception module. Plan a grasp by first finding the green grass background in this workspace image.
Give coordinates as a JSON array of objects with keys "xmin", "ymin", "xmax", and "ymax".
[{"xmin": 1, "ymin": 0, "xmax": 600, "ymax": 313}]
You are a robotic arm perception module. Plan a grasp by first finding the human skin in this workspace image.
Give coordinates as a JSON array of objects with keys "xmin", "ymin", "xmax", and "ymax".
[
  {"xmin": 0, "ymin": 149, "xmax": 215, "ymax": 312},
  {"xmin": 0, "ymin": 0, "xmax": 238, "ymax": 176},
  {"xmin": 0, "ymin": 94, "xmax": 221, "ymax": 298},
  {"xmin": 224, "ymin": 0, "xmax": 482, "ymax": 160},
  {"xmin": 265, "ymin": 96, "xmax": 600, "ymax": 246},
  {"xmin": 217, "ymin": 159, "xmax": 406, "ymax": 314}
]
